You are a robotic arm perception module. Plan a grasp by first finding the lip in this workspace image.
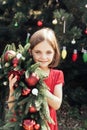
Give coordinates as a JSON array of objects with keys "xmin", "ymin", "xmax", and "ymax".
[{"xmin": 39, "ymin": 61, "xmax": 48, "ymax": 63}]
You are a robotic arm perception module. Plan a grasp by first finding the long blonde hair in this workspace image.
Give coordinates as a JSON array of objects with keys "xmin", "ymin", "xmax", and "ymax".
[{"xmin": 30, "ymin": 27, "xmax": 60, "ymax": 68}]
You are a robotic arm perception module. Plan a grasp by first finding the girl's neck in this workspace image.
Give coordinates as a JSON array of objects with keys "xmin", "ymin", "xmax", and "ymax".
[{"xmin": 40, "ymin": 67, "xmax": 50, "ymax": 76}]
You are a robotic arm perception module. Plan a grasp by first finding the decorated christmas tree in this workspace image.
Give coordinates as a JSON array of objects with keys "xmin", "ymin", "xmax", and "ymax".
[{"xmin": 0, "ymin": 39, "xmax": 54, "ymax": 130}]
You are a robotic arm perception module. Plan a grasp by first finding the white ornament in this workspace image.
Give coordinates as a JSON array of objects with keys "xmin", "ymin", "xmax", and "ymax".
[
  {"xmin": 3, "ymin": 81, "xmax": 8, "ymax": 86},
  {"xmin": 32, "ymin": 88, "xmax": 38, "ymax": 96},
  {"xmin": 52, "ymin": 19, "xmax": 57, "ymax": 25},
  {"xmin": 71, "ymin": 38, "xmax": 76, "ymax": 44},
  {"xmin": 85, "ymin": 4, "xmax": 87, "ymax": 8},
  {"xmin": 16, "ymin": 53, "xmax": 22, "ymax": 59}
]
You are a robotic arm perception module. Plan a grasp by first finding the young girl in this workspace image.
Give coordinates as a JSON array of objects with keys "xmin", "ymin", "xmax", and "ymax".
[{"xmin": 8, "ymin": 28, "xmax": 64, "ymax": 130}]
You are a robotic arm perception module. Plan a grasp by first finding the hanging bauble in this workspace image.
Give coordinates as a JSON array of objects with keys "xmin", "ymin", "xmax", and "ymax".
[
  {"xmin": 8, "ymin": 70, "xmax": 24, "ymax": 81},
  {"xmin": 3, "ymin": 81, "xmax": 8, "ymax": 86},
  {"xmin": 10, "ymin": 118, "xmax": 17, "ymax": 122},
  {"xmin": 26, "ymin": 33, "xmax": 30, "ymax": 44},
  {"xmin": 4, "ymin": 50, "xmax": 16, "ymax": 62},
  {"xmin": 63, "ymin": 20, "xmax": 66, "ymax": 33},
  {"xmin": 4, "ymin": 62, "xmax": 10, "ymax": 67},
  {"xmin": 34, "ymin": 123, "xmax": 40, "ymax": 130},
  {"xmin": 25, "ymin": 73, "xmax": 39, "ymax": 87},
  {"xmin": 16, "ymin": 53, "xmax": 22, "ymax": 59},
  {"xmin": 61, "ymin": 46, "xmax": 67, "ymax": 59},
  {"xmin": 14, "ymin": 22, "xmax": 18, "ymax": 27},
  {"xmin": 72, "ymin": 49, "xmax": 78, "ymax": 62},
  {"xmin": 81, "ymin": 47, "xmax": 85, "ymax": 53},
  {"xmin": 37, "ymin": 20, "xmax": 43, "ymax": 27},
  {"xmin": 0, "ymin": 64, "xmax": 2, "ymax": 69},
  {"xmin": 83, "ymin": 50, "xmax": 87, "ymax": 62},
  {"xmin": 22, "ymin": 119, "xmax": 36, "ymax": 130},
  {"xmin": 84, "ymin": 29, "xmax": 87, "ymax": 34},
  {"xmin": 29, "ymin": 106, "xmax": 37, "ymax": 113},
  {"xmin": 22, "ymin": 88, "xmax": 31, "ymax": 96},
  {"xmin": 85, "ymin": 4, "xmax": 87, "ymax": 8},
  {"xmin": 12, "ymin": 57, "xmax": 19, "ymax": 67},
  {"xmin": 71, "ymin": 38, "xmax": 76, "ymax": 44},
  {"xmin": 52, "ymin": 19, "xmax": 57, "ymax": 25},
  {"xmin": 32, "ymin": 88, "xmax": 38, "ymax": 96}
]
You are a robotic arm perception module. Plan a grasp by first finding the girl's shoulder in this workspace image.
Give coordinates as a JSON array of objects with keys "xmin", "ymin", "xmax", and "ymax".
[{"xmin": 50, "ymin": 68, "xmax": 64, "ymax": 84}]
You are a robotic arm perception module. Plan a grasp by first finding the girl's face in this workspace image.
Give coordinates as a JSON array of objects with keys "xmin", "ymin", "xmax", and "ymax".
[{"xmin": 31, "ymin": 41, "xmax": 54, "ymax": 70}]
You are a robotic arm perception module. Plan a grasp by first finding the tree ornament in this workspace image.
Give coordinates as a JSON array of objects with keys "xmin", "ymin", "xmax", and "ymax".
[
  {"xmin": 63, "ymin": 20, "xmax": 66, "ymax": 33},
  {"xmin": 10, "ymin": 118, "xmax": 17, "ymax": 122},
  {"xmin": 14, "ymin": 21, "xmax": 18, "ymax": 27},
  {"xmin": 3, "ymin": 81, "xmax": 8, "ymax": 86},
  {"xmin": 26, "ymin": 33, "xmax": 30, "ymax": 44},
  {"xmin": 85, "ymin": 4, "xmax": 87, "ymax": 8},
  {"xmin": 8, "ymin": 70, "xmax": 24, "ymax": 81},
  {"xmin": 16, "ymin": 53, "xmax": 22, "ymax": 59},
  {"xmin": 23, "ymin": 119, "xmax": 36, "ymax": 130},
  {"xmin": 52, "ymin": 19, "xmax": 57, "ymax": 25},
  {"xmin": 34, "ymin": 123, "xmax": 40, "ymax": 130},
  {"xmin": 0, "ymin": 64, "xmax": 2, "ymax": 69},
  {"xmin": 72, "ymin": 49, "xmax": 78, "ymax": 62},
  {"xmin": 4, "ymin": 50, "xmax": 16, "ymax": 62},
  {"xmin": 32, "ymin": 88, "xmax": 38, "ymax": 96},
  {"xmin": 83, "ymin": 50, "xmax": 87, "ymax": 62},
  {"xmin": 81, "ymin": 47, "xmax": 85, "ymax": 53},
  {"xmin": 71, "ymin": 38, "xmax": 76, "ymax": 44},
  {"xmin": 22, "ymin": 88, "xmax": 31, "ymax": 96},
  {"xmin": 12, "ymin": 57, "xmax": 19, "ymax": 67},
  {"xmin": 61, "ymin": 46, "xmax": 67, "ymax": 59},
  {"xmin": 84, "ymin": 29, "xmax": 87, "ymax": 34},
  {"xmin": 25, "ymin": 73, "xmax": 39, "ymax": 87},
  {"xmin": 4, "ymin": 62, "xmax": 10, "ymax": 67},
  {"xmin": 37, "ymin": 20, "xmax": 43, "ymax": 27},
  {"xmin": 29, "ymin": 106, "xmax": 37, "ymax": 113}
]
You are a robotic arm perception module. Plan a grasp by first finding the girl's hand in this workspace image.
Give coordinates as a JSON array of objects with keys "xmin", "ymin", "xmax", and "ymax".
[{"xmin": 8, "ymin": 74, "xmax": 17, "ymax": 92}]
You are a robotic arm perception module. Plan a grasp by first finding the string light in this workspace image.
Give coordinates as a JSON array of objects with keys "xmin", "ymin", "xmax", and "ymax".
[{"xmin": 61, "ymin": 46, "xmax": 67, "ymax": 59}]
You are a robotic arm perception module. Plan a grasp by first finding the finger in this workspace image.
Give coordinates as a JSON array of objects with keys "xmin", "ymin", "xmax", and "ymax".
[{"xmin": 9, "ymin": 74, "xmax": 14, "ymax": 81}]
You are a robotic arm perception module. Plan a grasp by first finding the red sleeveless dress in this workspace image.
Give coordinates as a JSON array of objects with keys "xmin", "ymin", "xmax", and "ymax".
[{"xmin": 44, "ymin": 69, "xmax": 64, "ymax": 130}]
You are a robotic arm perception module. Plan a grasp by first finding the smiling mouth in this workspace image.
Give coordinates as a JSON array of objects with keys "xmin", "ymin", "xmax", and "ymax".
[{"xmin": 39, "ymin": 61, "xmax": 48, "ymax": 63}]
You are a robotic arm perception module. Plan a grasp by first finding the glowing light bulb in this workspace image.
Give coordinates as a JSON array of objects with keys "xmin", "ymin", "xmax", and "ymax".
[
  {"xmin": 72, "ymin": 49, "xmax": 78, "ymax": 62},
  {"xmin": 83, "ymin": 50, "xmax": 87, "ymax": 62},
  {"xmin": 61, "ymin": 46, "xmax": 67, "ymax": 59}
]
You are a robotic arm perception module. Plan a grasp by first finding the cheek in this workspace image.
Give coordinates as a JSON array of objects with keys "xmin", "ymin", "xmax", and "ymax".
[{"xmin": 32, "ymin": 55, "xmax": 39, "ymax": 62}]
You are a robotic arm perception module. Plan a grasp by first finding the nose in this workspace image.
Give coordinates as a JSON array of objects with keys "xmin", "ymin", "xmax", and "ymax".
[{"xmin": 41, "ymin": 53, "xmax": 47, "ymax": 59}]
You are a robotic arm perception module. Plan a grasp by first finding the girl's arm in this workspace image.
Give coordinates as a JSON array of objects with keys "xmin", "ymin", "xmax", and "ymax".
[
  {"xmin": 8, "ymin": 74, "xmax": 17, "ymax": 110},
  {"xmin": 46, "ymin": 83, "xmax": 63, "ymax": 110}
]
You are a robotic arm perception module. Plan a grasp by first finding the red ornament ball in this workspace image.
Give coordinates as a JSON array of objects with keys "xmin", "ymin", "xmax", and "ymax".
[
  {"xmin": 25, "ymin": 73, "xmax": 39, "ymax": 87},
  {"xmin": 4, "ymin": 50, "xmax": 16, "ymax": 62},
  {"xmin": 37, "ymin": 20, "xmax": 43, "ymax": 27},
  {"xmin": 12, "ymin": 57, "xmax": 19, "ymax": 67},
  {"xmin": 84, "ymin": 29, "xmax": 87, "ymax": 34},
  {"xmin": 23, "ymin": 119, "xmax": 36, "ymax": 130},
  {"xmin": 34, "ymin": 123, "xmax": 40, "ymax": 130},
  {"xmin": 8, "ymin": 70, "xmax": 24, "ymax": 81},
  {"xmin": 22, "ymin": 88, "xmax": 31, "ymax": 96},
  {"xmin": 29, "ymin": 106, "xmax": 37, "ymax": 113}
]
